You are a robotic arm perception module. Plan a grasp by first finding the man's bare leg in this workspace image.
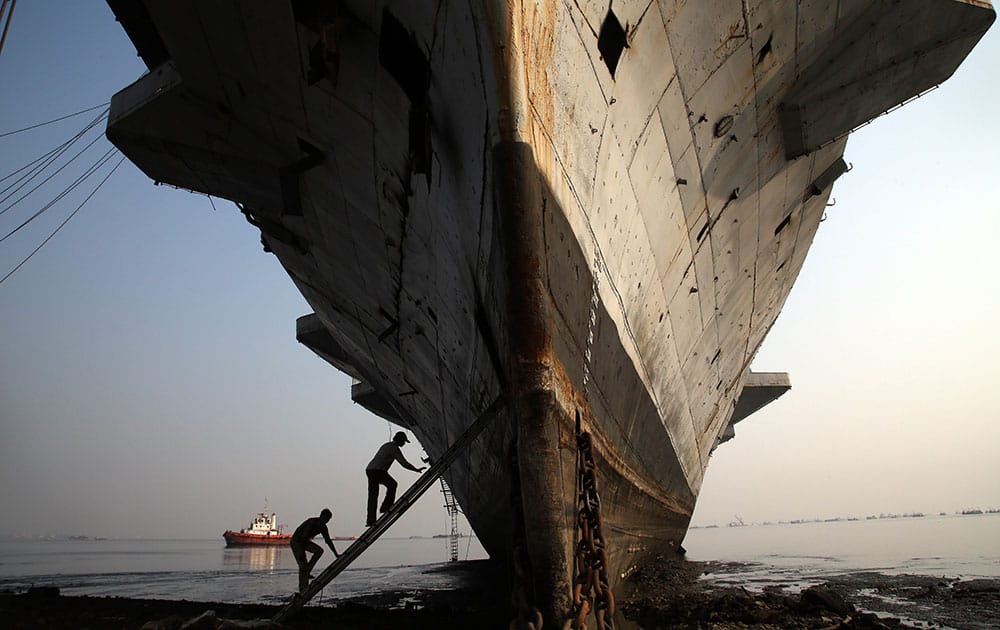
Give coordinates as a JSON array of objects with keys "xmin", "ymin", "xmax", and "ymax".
[{"xmin": 299, "ymin": 543, "xmax": 323, "ymax": 592}]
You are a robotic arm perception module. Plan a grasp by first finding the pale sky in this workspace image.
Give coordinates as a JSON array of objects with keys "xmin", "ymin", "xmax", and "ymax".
[{"xmin": 0, "ymin": 3, "xmax": 997, "ymax": 541}]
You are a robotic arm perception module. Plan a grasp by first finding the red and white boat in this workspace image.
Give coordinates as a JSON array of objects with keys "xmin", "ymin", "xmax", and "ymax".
[{"xmin": 223, "ymin": 507, "xmax": 290, "ymax": 547}]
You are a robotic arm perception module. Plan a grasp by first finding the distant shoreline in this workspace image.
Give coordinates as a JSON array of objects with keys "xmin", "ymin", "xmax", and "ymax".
[
  {"xmin": 689, "ymin": 508, "xmax": 999, "ymax": 529},
  {"xmin": 4, "ymin": 509, "xmax": 997, "ymax": 540}
]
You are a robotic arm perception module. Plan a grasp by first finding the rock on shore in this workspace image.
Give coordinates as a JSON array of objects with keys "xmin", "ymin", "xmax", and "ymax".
[{"xmin": 620, "ymin": 556, "xmax": 1000, "ymax": 629}]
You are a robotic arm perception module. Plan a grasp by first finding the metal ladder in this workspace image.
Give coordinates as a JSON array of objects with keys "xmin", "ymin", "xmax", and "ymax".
[
  {"xmin": 272, "ymin": 394, "xmax": 505, "ymax": 623},
  {"xmin": 440, "ymin": 478, "xmax": 460, "ymax": 562}
]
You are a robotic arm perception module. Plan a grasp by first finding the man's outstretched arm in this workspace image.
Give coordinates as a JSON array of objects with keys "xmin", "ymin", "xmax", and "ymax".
[
  {"xmin": 321, "ymin": 526, "xmax": 340, "ymax": 557},
  {"xmin": 395, "ymin": 448, "xmax": 426, "ymax": 473}
]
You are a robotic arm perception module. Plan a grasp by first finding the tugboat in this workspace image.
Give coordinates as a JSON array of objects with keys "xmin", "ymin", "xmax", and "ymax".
[{"xmin": 223, "ymin": 503, "xmax": 291, "ymax": 547}]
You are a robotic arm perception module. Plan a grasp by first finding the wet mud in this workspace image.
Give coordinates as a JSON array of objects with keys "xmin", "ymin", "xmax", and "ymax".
[
  {"xmin": 2, "ymin": 557, "xmax": 997, "ymax": 628},
  {"xmin": 0, "ymin": 590, "xmax": 502, "ymax": 629},
  {"xmin": 621, "ymin": 556, "xmax": 1000, "ymax": 629}
]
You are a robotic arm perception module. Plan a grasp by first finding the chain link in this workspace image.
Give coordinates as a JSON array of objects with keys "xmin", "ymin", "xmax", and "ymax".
[
  {"xmin": 570, "ymin": 431, "xmax": 615, "ymax": 629},
  {"xmin": 571, "ymin": 242, "xmax": 614, "ymax": 628}
]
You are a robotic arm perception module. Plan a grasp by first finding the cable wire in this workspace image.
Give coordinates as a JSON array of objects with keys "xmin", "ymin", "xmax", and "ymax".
[
  {"xmin": 0, "ymin": 107, "xmax": 108, "ymax": 191},
  {"xmin": 0, "ymin": 0, "xmax": 16, "ymax": 58},
  {"xmin": 0, "ymin": 154, "xmax": 125, "ymax": 286},
  {"xmin": 0, "ymin": 146, "xmax": 118, "ymax": 243},
  {"xmin": 0, "ymin": 102, "xmax": 108, "ymax": 139},
  {"xmin": 0, "ymin": 131, "xmax": 109, "ymax": 218},
  {"xmin": 0, "ymin": 138, "xmax": 73, "ymax": 186},
  {"xmin": 0, "ymin": 109, "xmax": 108, "ymax": 204}
]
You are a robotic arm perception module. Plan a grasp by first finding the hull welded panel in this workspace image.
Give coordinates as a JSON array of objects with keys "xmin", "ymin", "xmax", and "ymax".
[{"xmin": 106, "ymin": 0, "xmax": 995, "ymax": 623}]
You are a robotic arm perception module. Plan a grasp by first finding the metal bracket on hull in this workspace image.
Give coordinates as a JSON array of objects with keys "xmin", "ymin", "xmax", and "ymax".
[
  {"xmin": 717, "ymin": 371, "xmax": 790, "ymax": 446},
  {"xmin": 296, "ymin": 312, "xmax": 418, "ymax": 427},
  {"xmin": 779, "ymin": 1, "xmax": 994, "ymax": 158}
]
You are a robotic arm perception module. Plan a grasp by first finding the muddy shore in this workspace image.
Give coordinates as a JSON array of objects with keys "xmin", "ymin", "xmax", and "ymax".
[
  {"xmin": 3, "ymin": 557, "xmax": 997, "ymax": 629},
  {"xmin": 621, "ymin": 556, "xmax": 1000, "ymax": 629}
]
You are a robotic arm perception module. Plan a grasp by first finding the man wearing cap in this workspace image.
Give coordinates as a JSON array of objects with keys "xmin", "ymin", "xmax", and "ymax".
[{"xmin": 365, "ymin": 431, "xmax": 425, "ymax": 526}]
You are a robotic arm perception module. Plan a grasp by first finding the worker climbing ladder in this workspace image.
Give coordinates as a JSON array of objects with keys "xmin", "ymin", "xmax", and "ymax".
[
  {"xmin": 439, "ymin": 478, "xmax": 460, "ymax": 562},
  {"xmin": 273, "ymin": 394, "xmax": 506, "ymax": 623}
]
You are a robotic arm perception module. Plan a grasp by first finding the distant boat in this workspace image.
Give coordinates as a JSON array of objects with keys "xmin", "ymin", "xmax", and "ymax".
[{"xmin": 223, "ymin": 508, "xmax": 290, "ymax": 547}]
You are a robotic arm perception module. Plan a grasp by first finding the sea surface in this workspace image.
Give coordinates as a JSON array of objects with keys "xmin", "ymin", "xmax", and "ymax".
[
  {"xmin": 0, "ymin": 513, "xmax": 996, "ymax": 606},
  {"xmin": 0, "ymin": 535, "xmax": 489, "ymax": 605},
  {"xmin": 683, "ymin": 512, "xmax": 1000, "ymax": 591}
]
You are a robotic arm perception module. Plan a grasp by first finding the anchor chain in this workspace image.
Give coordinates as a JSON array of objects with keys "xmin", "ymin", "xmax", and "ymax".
[{"xmin": 570, "ymin": 430, "xmax": 615, "ymax": 629}]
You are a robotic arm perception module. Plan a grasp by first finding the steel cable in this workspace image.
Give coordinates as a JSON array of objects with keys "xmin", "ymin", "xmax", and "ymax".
[
  {"xmin": 0, "ymin": 140, "xmax": 72, "ymax": 186},
  {"xmin": 0, "ymin": 154, "xmax": 125, "ymax": 286},
  {"xmin": 0, "ymin": 102, "xmax": 108, "ymax": 139},
  {"xmin": 0, "ymin": 146, "xmax": 118, "ymax": 244},
  {"xmin": 0, "ymin": 131, "xmax": 109, "ymax": 218},
  {"xmin": 0, "ymin": 109, "xmax": 108, "ymax": 206}
]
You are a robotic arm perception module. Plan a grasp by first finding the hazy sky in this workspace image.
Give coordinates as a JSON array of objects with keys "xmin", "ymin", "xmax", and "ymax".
[{"xmin": 1, "ymin": 3, "xmax": 997, "ymax": 542}]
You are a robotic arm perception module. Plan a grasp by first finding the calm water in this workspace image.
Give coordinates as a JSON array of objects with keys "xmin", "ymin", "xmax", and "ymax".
[
  {"xmin": 0, "ymin": 513, "xmax": 996, "ymax": 604},
  {"xmin": 0, "ymin": 536, "xmax": 489, "ymax": 605},
  {"xmin": 683, "ymin": 512, "xmax": 1000, "ymax": 590}
]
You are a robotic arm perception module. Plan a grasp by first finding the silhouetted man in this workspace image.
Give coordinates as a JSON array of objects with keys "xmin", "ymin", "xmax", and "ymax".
[
  {"xmin": 290, "ymin": 508, "xmax": 340, "ymax": 593},
  {"xmin": 366, "ymin": 431, "xmax": 425, "ymax": 526}
]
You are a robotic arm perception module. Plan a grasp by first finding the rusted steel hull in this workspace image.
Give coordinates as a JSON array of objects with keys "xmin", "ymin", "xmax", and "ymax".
[{"xmin": 106, "ymin": 0, "xmax": 993, "ymax": 625}]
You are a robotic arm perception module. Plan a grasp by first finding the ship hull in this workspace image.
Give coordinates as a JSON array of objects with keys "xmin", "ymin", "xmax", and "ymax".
[
  {"xmin": 106, "ymin": 0, "xmax": 993, "ymax": 624},
  {"xmin": 223, "ymin": 531, "xmax": 292, "ymax": 547}
]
